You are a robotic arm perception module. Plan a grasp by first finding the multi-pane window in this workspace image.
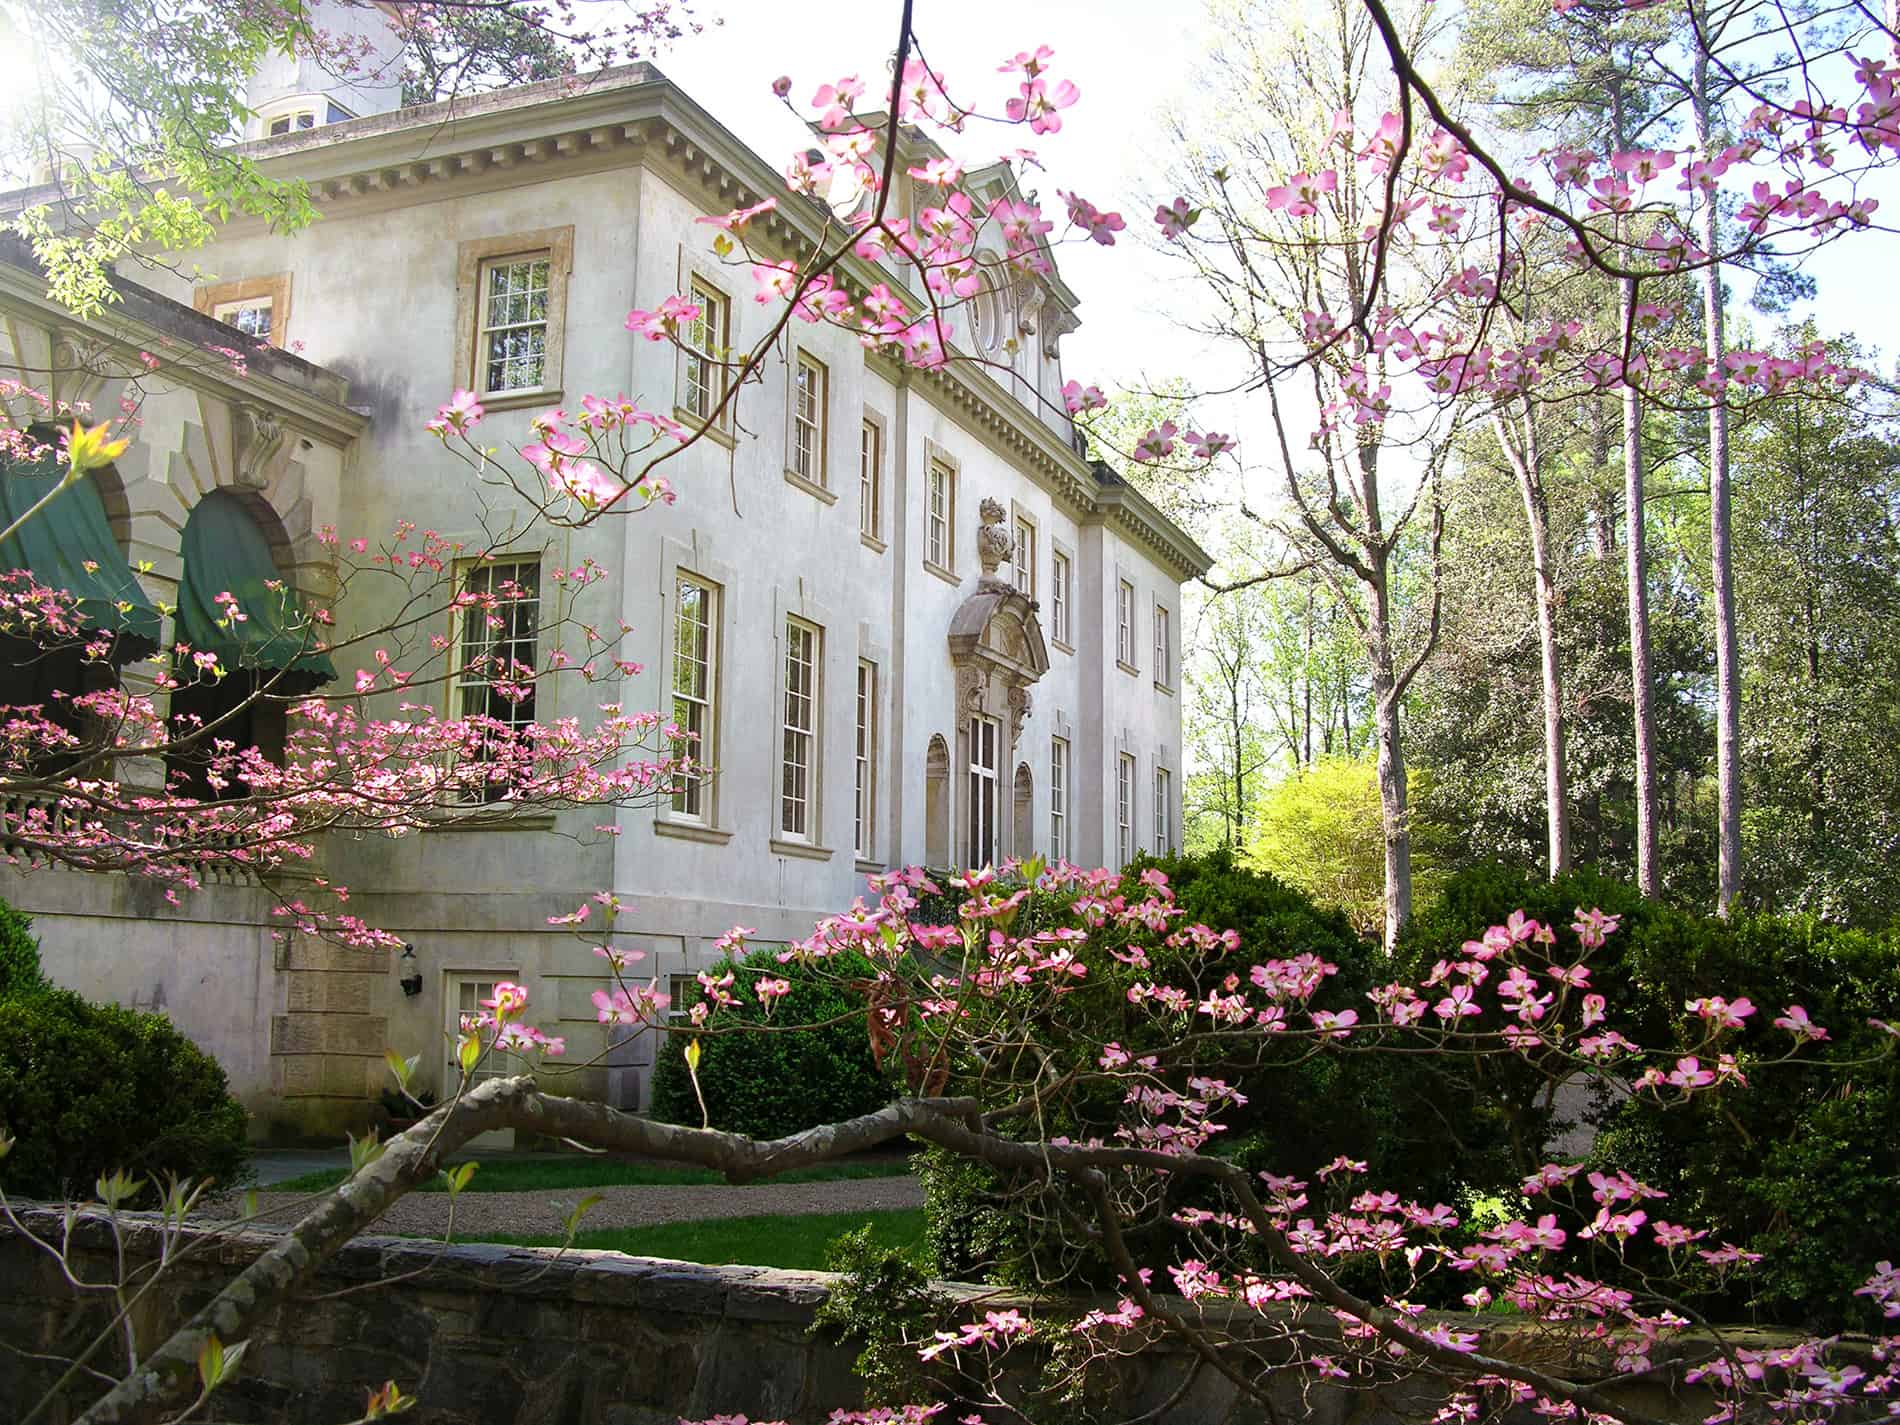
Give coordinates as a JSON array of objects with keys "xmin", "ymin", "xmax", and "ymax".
[
  {"xmin": 451, "ymin": 978, "xmax": 508, "ymax": 1084},
  {"xmin": 968, "ymin": 714, "xmax": 1000, "ymax": 868},
  {"xmin": 1117, "ymin": 580, "xmax": 1137, "ymax": 668},
  {"xmin": 215, "ymin": 297, "xmax": 273, "ymax": 342},
  {"xmin": 859, "ymin": 420, "xmax": 881, "ymax": 538},
  {"xmin": 1117, "ymin": 753, "xmax": 1136, "ymax": 866},
  {"xmin": 670, "ymin": 576, "xmax": 718, "ymax": 821},
  {"xmin": 1013, "ymin": 517, "xmax": 1035, "ymax": 597},
  {"xmin": 268, "ymin": 111, "xmax": 316, "ymax": 136},
  {"xmin": 1051, "ymin": 551, "xmax": 1071, "ymax": 644},
  {"xmin": 454, "ymin": 557, "xmax": 540, "ymax": 803},
  {"xmin": 683, "ymin": 279, "xmax": 731, "ymax": 423},
  {"xmin": 927, "ymin": 460, "xmax": 954, "ymax": 569},
  {"xmin": 478, "ymin": 256, "xmax": 551, "ymax": 394},
  {"xmin": 780, "ymin": 618, "xmax": 820, "ymax": 840},
  {"xmin": 1154, "ymin": 604, "xmax": 1172, "ymax": 687},
  {"xmin": 1154, "ymin": 767, "xmax": 1173, "ymax": 855},
  {"xmin": 1049, "ymin": 736, "xmax": 1069, "ymax": 862},
  {"xmin": 854, "ymin": 661, "xmax": 876, "ymax": 858},
  {"xmin": 791, "ymin": 352, "xmax": 828, "ymax": 485}
]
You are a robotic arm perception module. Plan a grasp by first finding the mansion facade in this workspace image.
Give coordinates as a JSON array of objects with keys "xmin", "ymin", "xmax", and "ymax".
[{"xmin": 0, "ymin": 53, "xmax": 1207, "ymax": 1138}]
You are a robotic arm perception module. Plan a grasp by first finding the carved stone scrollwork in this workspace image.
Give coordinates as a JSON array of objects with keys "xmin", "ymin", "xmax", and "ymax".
[
  {"xmin": 1008, "ymin": 684, "xmax": 1032, "ymax": 746},
  {"xmin": 232, "ymin": 404, "xmax": 289, "ymax": 490},
  {"xmin": 959, "ymin": 665, "xmax": 985, "ymax": 714}
]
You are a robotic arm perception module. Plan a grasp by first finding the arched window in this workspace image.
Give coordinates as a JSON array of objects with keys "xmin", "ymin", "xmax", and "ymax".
[
  {"xmin": 166, "ymin": 491, "xmax": 334, "ymax": 801},
  {"xmin": 924, "ymin": 734, "xmax": 950, "ymax": 871},
  {"xmin": 1012, "ymin": 763, "xmax": 1033, "ymax": 862}
]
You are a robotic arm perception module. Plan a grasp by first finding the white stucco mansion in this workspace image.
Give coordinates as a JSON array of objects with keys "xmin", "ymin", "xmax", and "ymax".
[{"xmin": 0, "ymin": 42, "xmax": 1207, "ymax": 1137}]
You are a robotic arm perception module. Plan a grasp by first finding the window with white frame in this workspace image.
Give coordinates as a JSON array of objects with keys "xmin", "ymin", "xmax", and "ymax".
[
  {"xmin": 682, "ymin": 278, "xmax": 731, "ymax": 424},
  {"xmin": 453, "ymin": 557, "xmax": 540, "ymax": 803},
  {"xmin": 478, "ymin": 255, "xmax": 552, "ymax": 395},
  {"xmin": 780, "ymin": 618, "xmax": 820, "ymax": 840},
  {"xmin": 791, "ymin": 351, "xmax": 828, "ymax": 486},
  {"xmin": 1117, "ymin": 752, "xmax": 1136, "ymax": 866},
  {"xmin": 268, "ymin": 111, "xmax": 316, "ymax": 136},
  {"xmin": 666, "ymin": 972, "xmax": 698, "ymax": 1025},
  {"xmin": 214, "ymin": 296, "xmax": 273, "ymax": 342},
  {"xmin": 968, "ymin": 714, "xmax": 1000, "ymax": 867},
  {"xmin": 855, "ymin": 660, "xmax": 876, "ymax": 858},
  {"xmin": 1013, "ymin": 517, "xmax": 1035, "ymax": 597},
  {"xmin": 670, "ymin": 575, "xmax": 719, "ymax": 821},
  {"xmin": 1117, "ymin": 580, "xmax": 1137, "ymax": 668},
  {"xmin": 859, "ymin": 419, "xmax": 882, "ymax": 539},
  {"xmin": 1154, "ymin": 604, "xmax": 1172, "ymax": 687},
  {"xmin": 1049, "ymin": 736, "xmax": 1069, "ymax": 862},
  {"xmin": 926, "ymin": 459, "xmax": 955, "ymax": 570},
  {"xmin": 1051, "ymin": 551, "xmax": 1071, "ymax": 645},
  {"xmin": 449, "ymin": 977, "xmax": 509, "ymax": 1084},
  {"xmin": 1154, "ymin": 766, "xmax": 1173, "ymax": 855}
]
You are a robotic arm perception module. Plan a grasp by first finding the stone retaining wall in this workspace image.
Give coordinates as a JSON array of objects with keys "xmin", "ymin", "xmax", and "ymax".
[{"xmin": 0, "ymin": 1213, "xmax": 1757, "ymax": 1425}]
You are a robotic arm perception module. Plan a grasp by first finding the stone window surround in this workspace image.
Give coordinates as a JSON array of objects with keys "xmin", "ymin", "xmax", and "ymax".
[
  {"xmin": 1009, "ymin": 499, "xmax": 1038, "ymax": 601},
  {"xmin": 922, "ymin": 437, "xmax": 959, "ymax": 587},
  {"xmin": 858, "ymin": 408, "xmax": 888, "ymax": 553},
  {"xmin": 1115, "ymin": 569, "xmax": 1139, "ymax": 677},
  {"xmin": 452, "ymin": 226, "xmax": 575, "ymax": 411},
  {"xmin": 770, "ymin": 579, "xmax": 835, "ymax": 862},
  {"xmin": 655, "ymin": 533, "xmax": 738, "ymax": 846},
  {"xmin": 855, "ymin": 621, "xmax": 891, "ymax": 873},
  {"xmin": 192, "ymin": 273, "xmax": 293, "ymax": 348},
  {"xmin": 783, "ymin": 347, "xmax": 833, "ymax": 503},
  {"xmin": 1049, "ymin": 538, "xmax": 1074, "ymax": 654},
  {"xmin": 674, "ymin": 246, "xmax": 737, "ymax": 446}
]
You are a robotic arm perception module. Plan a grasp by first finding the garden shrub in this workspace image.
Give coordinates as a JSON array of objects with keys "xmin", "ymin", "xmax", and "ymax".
[
  {"xmin": 0, "ymin": 896, "xmax": 44, "ymax": 999},
  {"xmin": 650, "ymin": 945, "xmax": 893, "ymax": 1140},
  {"xmin": 0, "ymin": 986, "xmax": 250, "ymax": 1200},
  {"xmin": 1403, "ymin": 863, "xmax": 1900, "ymax": 1328}
]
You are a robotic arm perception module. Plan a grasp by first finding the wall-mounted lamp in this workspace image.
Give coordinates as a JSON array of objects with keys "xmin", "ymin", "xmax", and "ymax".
[{"xmin": 398, "ymin": 943, "xmax": 423, "ymax": 999}]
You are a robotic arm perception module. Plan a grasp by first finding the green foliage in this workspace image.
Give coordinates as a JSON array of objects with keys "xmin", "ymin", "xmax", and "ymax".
[
  {"xmin": 812, "ymin": 1224, "xmax": 953, "ymax": 1405},
  {"xmin": 0, "ymin": 986, "xmax": 249, "ymax": 1200},
  {"xmin": 920, "ymin": 851, "xmax": 1491, "ymax": 1289},
  {"xmin": 0, "ymin": 898, "xmax": 44, "ymax": 999},
  {"xmin": 650, "ymin": 946, "xmax": 892, "ymax": 1140},
  {"xmin": 1405, "ymin": 863, "xmax": 1900, "ymax": 1328}
]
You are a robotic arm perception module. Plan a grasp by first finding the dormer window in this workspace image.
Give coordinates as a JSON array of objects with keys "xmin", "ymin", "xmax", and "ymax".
[{"xmin": 268, "ymin": 112, "xmax": 316, "ymax": 136}]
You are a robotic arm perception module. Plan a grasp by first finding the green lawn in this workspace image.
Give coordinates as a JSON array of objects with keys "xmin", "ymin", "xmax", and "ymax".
[
  {"xmin": 270, "ymin": 1154, "xmax": 915, "ymax": 1196},
  {"xmin": 474, "ymin": 1208, "xmax": 929, "ymax": 1270}
]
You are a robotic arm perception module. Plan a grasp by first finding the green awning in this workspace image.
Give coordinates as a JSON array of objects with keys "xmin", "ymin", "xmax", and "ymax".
[
  {"xmin": 0, "ymin": 451, "xmax": 162, "ymax": 652},
  {"xmin": 177, "ymin": 491, "xmax": 336, "ymax": 681}
]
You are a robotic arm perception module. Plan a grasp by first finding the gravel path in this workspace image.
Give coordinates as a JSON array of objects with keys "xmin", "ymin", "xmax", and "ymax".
[{"xmin": 216, "ymin": 1174, "xmax": 925, "ymax": 1239}]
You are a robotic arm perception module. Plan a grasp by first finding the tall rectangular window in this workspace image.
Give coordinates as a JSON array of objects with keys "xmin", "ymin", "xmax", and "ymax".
[
  {"xmin": 1117, "ymin": 752, "xmax": 1136, "ymax": 866},
  {"xmin": 1154, "ymin": 767, "xmax": 1173, "ymax": 856},
  {"xmin": 859, "ymin": 419, "xmax": 881, "ymax": 538},
  {"xmin": 854, "ymin": 661, "xmax": 876, "ymax": 858},
  {"xmin": 453, "ymin": 557, "xmax": 540, "ymax": 803},
  {"xmin": 1051, "ymin": 551, "xmax": 1071, "ymax": 644},
  {"xmin": 1013, "ymin": 517, "xmax": 1035, "ymax": 597},
  {"xmin": 479, "ymin": 256, "xmax": 551, "ymax": 394},
  {"xmin": 927, "ymin": 460, "xmax": 954, "ymax": 569},
  {"xmin": 780, "ymin": 618, "xmax": 820, "ymax": 840},
  {"xmin": 450, "ymin": 978, "xmax": 508, "ymax": 1084},
  {"xmin": 1117, "ymin": 580, "xmax": 1136, "ymax": 668},
  {"xmin": 670, "ymin": 575, "xmax": 718, "ymax": 821},
  {"xmin": 791, "ymin": 351, "xmax": 828, "ymax": 486},
  {"xmin": 683, "ymin": 279, "xmax": 731, "ymax": 423},
  {"xmin": 1049, "ymin": 736, "xmax": 1069, "ymax": 863},
  {"xmin": 968, "ymin": 714, "xmax": 999, "ymax": 867},
  {"xmin": 1154, "ymin": 604, "xmax": 1172, "ymax": 687}
]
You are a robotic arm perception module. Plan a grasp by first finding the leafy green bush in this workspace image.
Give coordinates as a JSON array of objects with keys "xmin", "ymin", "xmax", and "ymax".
[
  {"xmin": 1403, "ymin": 863, "xmax": 1900, "ymax": 1328},
  {"xmin": 921, "ymin": 850, "xmax": 1491, "ymax": 1287},
  {"xmin": 0, "ymin": 897, "xmax": 44, "ymax": 999},
  {"xmin": 813, "ymin": 1224, "xmax": 952, "ymax": 1405},
  {"xmin": 0, "ymin": 987, "xmax": 250, "ymax": 1200},
  {"xmin": 650, "ymin": 946, "xmax": 893, "ymax": 1140}
]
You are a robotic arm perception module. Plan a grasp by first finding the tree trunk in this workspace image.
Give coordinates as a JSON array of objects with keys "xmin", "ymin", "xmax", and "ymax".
[
  {"xmin": 1622, "ymin": 275, "xmax": 1660, "ymax": 897},
  {"xmin": 1496, "ymin": 405, "xmax": 1570, "ymax": 877},
  {"xmin": 1695, "ymin": 23, "xmax": 1743, "ymax": 916}
]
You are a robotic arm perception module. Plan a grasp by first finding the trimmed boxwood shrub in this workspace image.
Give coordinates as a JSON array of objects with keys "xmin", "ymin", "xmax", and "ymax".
[
  {"xmin": 1401, "ymin": 863, "xmax": 1900, "ymax": 1328},
  {"xmin": 0, "ymin": 897, "xmax": 44, "ymax": 999},
  {"xmin": 0, "ymin": 986, "xmax": 251, "ymax": 1200},
  {"xmin": 650, "ymin": 946, "xmax": 893, "ymax": 1141}
]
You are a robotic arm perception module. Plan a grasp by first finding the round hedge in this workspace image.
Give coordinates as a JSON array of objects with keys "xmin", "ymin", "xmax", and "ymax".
[
  {"xmin": 650, "ymin": 946, "xmax": 893, "ymax": 1141},
  {"xmin": 0, "ymin": 986, "xmax": 251, "ymax": 1200}
]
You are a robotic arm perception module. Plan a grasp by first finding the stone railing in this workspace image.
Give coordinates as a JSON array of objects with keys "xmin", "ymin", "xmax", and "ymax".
[
  {"xmin": 0, "ymin": 1210, "xmax": 1807, "ymax": 1425},
  {"xmin": 0, "ymin": 785, "xmax": 265, "ymax": 887}
]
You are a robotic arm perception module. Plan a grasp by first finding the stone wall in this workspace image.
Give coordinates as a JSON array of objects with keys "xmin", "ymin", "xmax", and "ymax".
[{"xmin": 1, "ymin": 1214, "xmax": 1757, "ymax": 1425}]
